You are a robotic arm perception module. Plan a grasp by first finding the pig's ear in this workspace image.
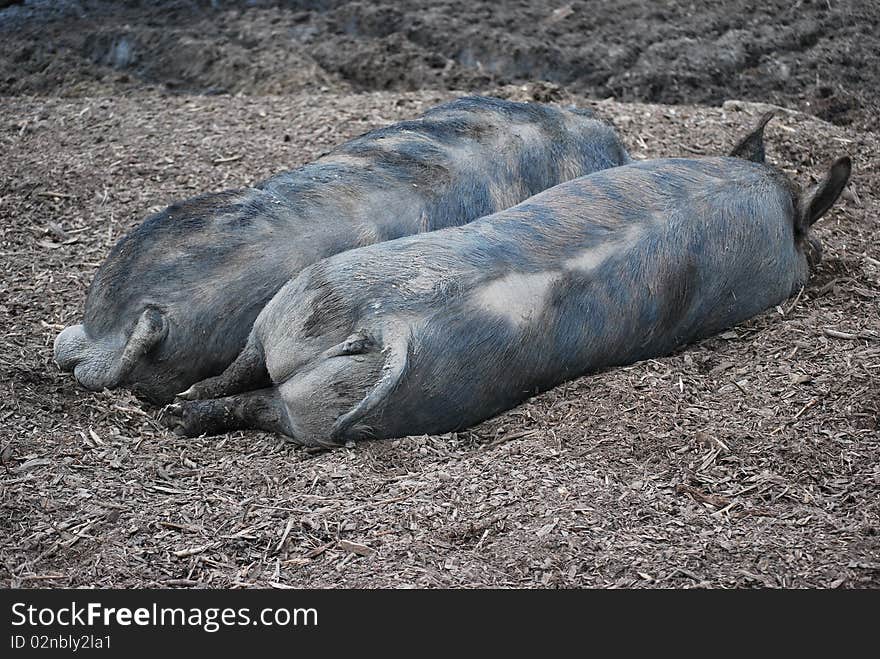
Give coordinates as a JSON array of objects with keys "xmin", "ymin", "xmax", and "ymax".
[
  {"xmin": 799, "ymin": 156, "xmax": 852, "ymax": 229},
  {"xmin": 729, "ymin": 111, "xmax": 775, "ymax": 163}
]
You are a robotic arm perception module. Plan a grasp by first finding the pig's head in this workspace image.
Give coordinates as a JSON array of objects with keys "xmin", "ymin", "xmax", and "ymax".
[
  {"xmin": 729, "ymin": 112, "xmax": 852, "ymax": 284},
  {"xmin": 54, "ymin": 189, "xmax": 286, "ymax": 405}
]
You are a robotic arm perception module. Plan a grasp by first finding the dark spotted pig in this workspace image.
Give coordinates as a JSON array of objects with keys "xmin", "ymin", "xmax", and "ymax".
[
  {"xmin": 161, "ymin": 125, "xmax": 851, "ymax": 445},
  {"xmin": 53, "ymin": 96, "xmax": 631, "ymax": 404}
]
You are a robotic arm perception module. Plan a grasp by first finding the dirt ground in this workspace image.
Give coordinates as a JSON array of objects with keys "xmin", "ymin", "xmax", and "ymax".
[
  {"xmin": 1, "ymin": 1, "xmax": 879, "ymax": 588},
  {"xmin": 1, "ymin": 0, "xmax": 878, "ymax": 129}
]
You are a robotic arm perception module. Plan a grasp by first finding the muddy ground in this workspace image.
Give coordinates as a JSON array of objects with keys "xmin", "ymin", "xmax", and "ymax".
[
  {"xmin": 1, "ymin": 1, "xmax": 879, "ymax": 588},
  {"xmin": 1, "ymin": 0, "xmax": 878, "ymax": 129}
]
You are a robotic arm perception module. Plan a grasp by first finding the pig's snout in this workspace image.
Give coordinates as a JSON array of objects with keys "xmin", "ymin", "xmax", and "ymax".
[{"xmin": 54, "ymin": 324, "xmax": 89, "ymax": 372}]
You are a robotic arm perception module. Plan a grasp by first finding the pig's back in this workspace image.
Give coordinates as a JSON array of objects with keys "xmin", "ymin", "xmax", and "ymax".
[{"xmin": 358, "ymin": 158, "xmax": 798, "ymax": 435}]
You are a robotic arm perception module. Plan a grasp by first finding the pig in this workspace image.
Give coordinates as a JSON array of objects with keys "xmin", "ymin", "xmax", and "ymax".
[
  {"xmin": 53, "ymin": 96, "xmax": 631, "ymax": 405},
  {"xmin": 161, "ymin": 115, "xmax": 851, "ymax": 446}
]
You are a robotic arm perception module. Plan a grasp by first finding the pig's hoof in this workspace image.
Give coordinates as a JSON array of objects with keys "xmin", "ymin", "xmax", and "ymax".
[
  {"xmin": 159, "ymin": 402, "xmax": 193, "ymax": 435},
  {"xmin": 176, "ymin": 385, "xmax": 199, "ymax": 400},
  {"xmin": 177, "ymin": 379, "xmax": 213, "ymax": 400},
  {"xmin": 160, "ymin": 401, "xmax": 215, "ymax": 437},
  {"xmin": 177, "ymin": 374, "xmax": 227, "ymax": 401}
]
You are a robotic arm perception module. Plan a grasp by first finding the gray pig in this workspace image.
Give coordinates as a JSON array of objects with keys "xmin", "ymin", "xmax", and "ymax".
[
  {"xmin": 162, "ymin": 116, "xmax": 851, "ymax": 445},
  {"xmin": 54, "ymin": 96, "xmax": 630, "ymax": 404}
]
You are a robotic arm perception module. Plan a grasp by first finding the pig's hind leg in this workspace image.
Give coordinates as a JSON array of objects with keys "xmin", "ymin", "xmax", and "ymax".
[
  {"xmin": 160, "ymin": 387, "xmax": 304, "ymax": 443},
  {"xmin": 178, "ymin": 333, "xmax": 270, "ymax": 401}
]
